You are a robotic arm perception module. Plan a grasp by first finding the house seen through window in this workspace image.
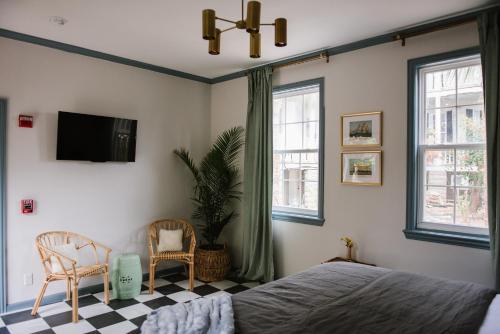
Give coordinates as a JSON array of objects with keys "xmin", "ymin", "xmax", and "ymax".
[
  {"xmin": 272, "ymin": 79, "xmax": 324, "ymax": 224},
  {"xmin": 418, "ymin": 54, "xmax": 488, "ymax": 234}
]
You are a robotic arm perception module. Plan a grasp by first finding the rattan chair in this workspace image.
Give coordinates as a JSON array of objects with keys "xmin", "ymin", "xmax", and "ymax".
[
  {"xmin": 148, "ymin": 219, "xmax": 196, "ymax": 293},
  {"xmin": 32, "ymin": 231, "xmax": 111, "ymax": 323}
]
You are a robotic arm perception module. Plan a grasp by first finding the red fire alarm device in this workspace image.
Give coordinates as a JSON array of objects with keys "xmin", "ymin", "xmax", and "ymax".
[
  {"xmin": 21, "ymin": 199, "xmax": 34, "ymax": 214},
  {"xmin": 19, "ymin": 115, "xmax": 33, "ymax": 128}
]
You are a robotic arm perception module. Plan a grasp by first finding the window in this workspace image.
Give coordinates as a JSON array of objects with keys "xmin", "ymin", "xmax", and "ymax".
[
  {"xmin": 272, "ymin": 78, "xmax": 325, "ymax": 225},
  {"xmin": 405, "ymin": 48, "xmax": 489, "ymax": 249}
]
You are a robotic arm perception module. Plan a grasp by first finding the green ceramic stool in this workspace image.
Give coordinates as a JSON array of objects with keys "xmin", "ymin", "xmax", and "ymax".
[{"xmin": 111, "ymin": 253, "xmax": 142, "ymax": 300}]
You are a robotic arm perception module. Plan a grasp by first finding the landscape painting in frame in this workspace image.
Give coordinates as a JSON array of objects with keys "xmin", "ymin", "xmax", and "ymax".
[
  {"xmin": 341, "ymin": 111, "xmax": 382, "ymax": 147},
  {"xmin": 341, "ymin": 151, "xmax": 382, "ymax": 186}
]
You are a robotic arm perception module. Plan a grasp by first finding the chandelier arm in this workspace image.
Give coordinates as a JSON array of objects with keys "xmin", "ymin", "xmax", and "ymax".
[
  {"xmin": 241, "ymin": 0, "xmax": 244, "ymax": 21},
  {"xmin": 260, "ymin": 23, "xmax": 276, "ymax": 26},
  {"xmin": 220, "ymin": 26, "xmax": 238, "ymax": 33},
  {"xmin": 216, "ymin": 17, "xmax": 238, "ymax": 24}
]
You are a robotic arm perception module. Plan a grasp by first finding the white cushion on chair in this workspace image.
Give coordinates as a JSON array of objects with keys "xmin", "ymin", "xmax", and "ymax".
[
  {"xmin": 50, "ymin": 243, "xmax": 79, "ymax": 272},
  {"xmin": 158, "ymin": 229, "xmax": 183, "ymax": 252}
]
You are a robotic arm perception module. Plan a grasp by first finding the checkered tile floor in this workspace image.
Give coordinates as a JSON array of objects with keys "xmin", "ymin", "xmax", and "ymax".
[{"xmin": 0, "ymin": 272, "xmax": 259, "ymax": 334}]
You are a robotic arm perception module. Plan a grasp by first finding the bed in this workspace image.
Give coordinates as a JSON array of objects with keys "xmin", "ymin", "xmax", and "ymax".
[{"xmin": 231, "ymin": 262, "xmax": 498, "ymax": 334}]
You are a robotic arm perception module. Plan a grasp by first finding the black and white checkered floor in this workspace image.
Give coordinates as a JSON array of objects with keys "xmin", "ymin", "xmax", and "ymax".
[{"xmin": 0, "ymin": 272, "xmax": 259, "ymax": 334}]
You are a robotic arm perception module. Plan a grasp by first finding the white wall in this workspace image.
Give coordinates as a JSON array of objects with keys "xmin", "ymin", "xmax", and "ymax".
[
  {"xmin": 210, "ymin": 23, "xmax": 495, "ymax": 287},
  {"xmin": 211, "ymin": 78, "xmax": 248, "ymax": 269},
  {"xmin": 0, "ymin": 37, "xmax": 211, "ymax": 304}
]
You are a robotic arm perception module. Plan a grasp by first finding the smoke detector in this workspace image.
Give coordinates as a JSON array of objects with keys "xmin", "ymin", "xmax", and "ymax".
[{"xmin": 49, "ymin": 16, "xmax": 68, "ymax": 26}]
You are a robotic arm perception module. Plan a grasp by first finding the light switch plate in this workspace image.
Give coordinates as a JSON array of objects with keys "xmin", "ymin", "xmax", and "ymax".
[{"xmin": 23, "ymin": 273, "xmax": 33, "ymax": 286}]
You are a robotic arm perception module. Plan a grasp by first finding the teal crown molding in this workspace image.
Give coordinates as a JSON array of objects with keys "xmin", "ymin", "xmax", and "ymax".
[
  {"xmin": 0, "ymin": 29, "xmax": 212, "ymax": 84},
  {"xmin": 0, "ymin": 3, "xmax": 499, "ymax": 84}
]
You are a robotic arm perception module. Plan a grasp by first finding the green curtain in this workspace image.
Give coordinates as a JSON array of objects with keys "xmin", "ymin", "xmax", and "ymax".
[
  {"xmin": 239, "ymin": 67, "xmax": 275, "ymax": 282},
  {"xmin": 478, "ymin": 10, "xmax": 500, "ymax": 290}
]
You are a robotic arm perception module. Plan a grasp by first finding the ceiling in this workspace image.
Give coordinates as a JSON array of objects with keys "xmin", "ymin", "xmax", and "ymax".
[{"xmin": 0, "ymin": 0, "xmax": 494, "ymax": 79}]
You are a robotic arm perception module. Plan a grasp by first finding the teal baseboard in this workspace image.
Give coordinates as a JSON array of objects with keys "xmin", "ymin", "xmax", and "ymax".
[{"xmin": 5, "ymin": 266, "xmax": 183, "ymax": 314}]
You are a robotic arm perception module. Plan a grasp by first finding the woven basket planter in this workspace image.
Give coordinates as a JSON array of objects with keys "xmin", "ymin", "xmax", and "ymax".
[{"xmin": 195, "ymin": 245, "xmax": 230, "ymax": 282}]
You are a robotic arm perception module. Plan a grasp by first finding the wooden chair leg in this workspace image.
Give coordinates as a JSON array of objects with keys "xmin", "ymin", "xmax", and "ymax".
[
  {"xmin": 66, "ymin": 278, "xmax": 71, "ymax": 300},
  {"xmin": 103, "ymin": 271, "xmax": 110, "ymax": 304},
  {"xmin": 31, "ymin": 280, "xmax": 49, "ymax": 316},
  {"xmin": 149, "ymin": 261, "xmax": 156, "ymax": 294},
  {"xmin": 189, "ymin": 262, "xmax": 194, "ymax": 291},
  {"xmin": 72, "ymin": 280, "xmax": 79, "ymax": 323}
]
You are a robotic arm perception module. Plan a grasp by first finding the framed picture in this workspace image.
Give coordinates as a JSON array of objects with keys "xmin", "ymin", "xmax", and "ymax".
[
  {"xmin": 341, "ymin": 111, "xmax": 383, "ymax": 147},
  {"xmin": 341, "ymin": 151, "xmax": 382, "ymax": 186}
]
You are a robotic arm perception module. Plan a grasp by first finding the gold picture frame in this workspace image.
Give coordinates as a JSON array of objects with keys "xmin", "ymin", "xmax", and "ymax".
[
  {"xmin": 341, "ymin": 111, "xmax": 383, "ymax": 148},
  {"xmin": 341, "ymin": 150, "xmax": 383, "ymax": 186}
]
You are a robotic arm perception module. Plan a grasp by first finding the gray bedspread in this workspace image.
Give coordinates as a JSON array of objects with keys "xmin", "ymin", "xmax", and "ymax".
[{"xmin": 232, "ymin": 262, "xmax": 496, "ymax": 334}]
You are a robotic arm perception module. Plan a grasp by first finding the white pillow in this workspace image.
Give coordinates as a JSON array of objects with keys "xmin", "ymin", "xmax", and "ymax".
[
  {"xmin": 50, "ymin": 243, "xmax": 79, "ymax": 272},
  {"xmin": 158, "ymin": 229, "xmax": 183, "ymax": 252}
]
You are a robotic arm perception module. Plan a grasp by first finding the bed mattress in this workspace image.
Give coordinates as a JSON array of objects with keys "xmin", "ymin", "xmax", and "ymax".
[{"xmin": 232, "ymin": 262, "xmax": 496, "ymax": 334}]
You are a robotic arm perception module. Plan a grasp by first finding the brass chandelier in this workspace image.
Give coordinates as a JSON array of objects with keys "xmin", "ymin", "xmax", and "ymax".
[{"xmin": 202, "ymin": 0, "xmax": 287, "ymax": 58}]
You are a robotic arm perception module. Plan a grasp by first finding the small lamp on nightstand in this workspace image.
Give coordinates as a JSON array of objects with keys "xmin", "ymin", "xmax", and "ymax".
[
  {"xmin": 340, "ymin": 236, "xmax": 354, "ymax": 261},
  {"xmin": 323, "ymin": 237, "xmax": 375, "ymax": 266}
]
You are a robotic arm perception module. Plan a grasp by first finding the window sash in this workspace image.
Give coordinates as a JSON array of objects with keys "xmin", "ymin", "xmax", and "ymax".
[
  {"xmin": 272, "ymin": 206, "xmax": 318, "ymax": 217},
  {"xmin": 273, "ymin": 148, "xmax": 320, "ymax": 215},
  {"xmin": 416, "ymin": 146, "xmax": 488, "ymax": 233},
  {"xmin": 425, "ymin": 102, "xmax": 484, "ymax": 111},
  {"xmin": 418, "ymin": 221, "xmax": 488, "ymax": 235},
  {"xmin": 273, "ymin": 148, "xmax": 319, "ymax": 154},
  {"xmin": 418, "ymin": 57, "xmax": 482, "ymax": 145},
  {"xmin": 272, "ymin": 82, "xmax": 322, "ymax": 219},
  {"xmin": 273, "ymin": 85, "xmax": 319, "ymax": 99},
  {"xmin": 416, "ymin": 56, "xmax": 487, "ymax": 235}
]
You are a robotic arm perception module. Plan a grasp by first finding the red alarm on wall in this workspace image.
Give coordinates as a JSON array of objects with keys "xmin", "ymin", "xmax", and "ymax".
[
  {"xmin": 21, "ymin": 199, "xmax": 34, "ymax": 214},
  {"xmin": 18, "ymin": 115, "xmax": 33, "ymax": 128}
]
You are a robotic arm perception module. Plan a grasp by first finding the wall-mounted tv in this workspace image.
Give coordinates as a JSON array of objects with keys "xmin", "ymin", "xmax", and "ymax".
[{"xmin": 56, "ymin": 111, "xmax": 137, "ymax": 162}]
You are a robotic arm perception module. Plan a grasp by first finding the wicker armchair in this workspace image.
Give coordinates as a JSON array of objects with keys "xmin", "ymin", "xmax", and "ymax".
[
  {"xmin": 148, "ymin": 219, "xmax": 196, "ymax": 293},
  {"xmin": 32, "ymin": 231, "xmax": 111, "ymax": 323}
]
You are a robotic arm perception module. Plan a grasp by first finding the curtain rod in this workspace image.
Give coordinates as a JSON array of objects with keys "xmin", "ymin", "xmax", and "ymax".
[
  {"xmin": 244, "ymin": 51, "xmax": 329, "ymax": 75},
  {"xmin": 272, "ymin": 16, "xmax": 475, "ymax": 70},
  {"xmin": 245, "ymin": 7, "xmax": 484, "ymax": 76},
  {"xmin": 273, "ymin": 52, "xmax": 330, "ymax": 70},
  {"xmin": 393, "ymin": 15, "xmax": 476, "ymax": 46}
]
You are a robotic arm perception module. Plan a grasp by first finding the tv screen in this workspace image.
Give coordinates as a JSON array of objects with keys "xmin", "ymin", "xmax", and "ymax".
[{"xmin": 56, "ymin": 111, "xmax": 137, "ymax": 162}]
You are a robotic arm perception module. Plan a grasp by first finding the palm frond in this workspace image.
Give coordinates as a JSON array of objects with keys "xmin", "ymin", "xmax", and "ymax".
[
  {"xmin": 173, "ymin": 148, "xmax": 200, "ymax": 182},
  {"xmin": 174, "ymin": 127, "xmax": 244, "ymax": 248},
  {"xmin": 211, "ymin": 126, "xmax": 245, "ymax": 167}
]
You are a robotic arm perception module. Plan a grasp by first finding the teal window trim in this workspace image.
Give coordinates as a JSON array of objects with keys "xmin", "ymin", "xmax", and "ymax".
[
  {"xmin": 271, "ymin": 78, "xmax": 325, "ymax": 226},
  {"xmin": 404, "ymin": 47, "xmax": 490, "ymax": 250},
  {"xmin": 0, "ymin": 99, "xmax": 6, "ymax": 313}
]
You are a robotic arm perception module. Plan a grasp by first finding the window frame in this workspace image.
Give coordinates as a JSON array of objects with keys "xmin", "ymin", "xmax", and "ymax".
[
  {"xmin": 404, "ymin": 47, "xmax": 490, "ymax": 249},
  {"xmin": 271, "ymin": 77, "xmax": 325, "ymax": 226}
]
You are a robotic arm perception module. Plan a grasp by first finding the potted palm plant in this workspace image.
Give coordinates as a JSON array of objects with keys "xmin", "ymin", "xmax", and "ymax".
[{"xmin": 174, "ymin": 126, "xmax": 244, "ymax": 282}]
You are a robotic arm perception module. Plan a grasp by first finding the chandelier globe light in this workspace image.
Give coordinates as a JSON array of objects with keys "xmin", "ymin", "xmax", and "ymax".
[{"xmin": 202, "ymin": 0, "xmax": 287, "ymax": 58}]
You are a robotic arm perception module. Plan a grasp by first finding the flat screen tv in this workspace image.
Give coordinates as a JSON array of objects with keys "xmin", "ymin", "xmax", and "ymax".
[{"xmin": 57, "ymin": 111, "xmax": 137, "ymax": 162}]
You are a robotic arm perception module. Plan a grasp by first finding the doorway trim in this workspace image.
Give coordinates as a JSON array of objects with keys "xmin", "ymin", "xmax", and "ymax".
[{"xmin": 0, "ymin": 99, "xmax": 7, "ymax": 313}]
